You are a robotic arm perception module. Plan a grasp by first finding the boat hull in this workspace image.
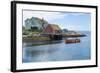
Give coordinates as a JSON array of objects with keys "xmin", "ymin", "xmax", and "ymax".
[{"xmin": 65, "ymin": 39, "xmax": 80, "ymax": 44}]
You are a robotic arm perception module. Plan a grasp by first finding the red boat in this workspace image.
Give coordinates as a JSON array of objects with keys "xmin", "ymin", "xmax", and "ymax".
[{"xmin": 65, "ymin": 39, "xmax": 80, "ymax": 44}]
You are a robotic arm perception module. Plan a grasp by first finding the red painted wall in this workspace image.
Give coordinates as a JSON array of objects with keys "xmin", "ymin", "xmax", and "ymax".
[{"xmin": 44, "ymin": 25, "xmax": 54, "ymax": 33}]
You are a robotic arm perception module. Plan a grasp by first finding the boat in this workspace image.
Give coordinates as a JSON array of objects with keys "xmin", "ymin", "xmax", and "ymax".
[{"xmin": 65, "ymin": 39, "xmax": 80, "ymax": 44}]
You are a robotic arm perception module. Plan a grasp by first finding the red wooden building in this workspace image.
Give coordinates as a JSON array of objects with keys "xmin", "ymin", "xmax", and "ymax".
[{"xmin": 44, "ymin": 24, "xmax": 61, "ymax": 34}]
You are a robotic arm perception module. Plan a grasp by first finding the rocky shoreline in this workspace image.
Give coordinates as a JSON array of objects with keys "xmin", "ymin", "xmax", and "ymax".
[{"xmin": 23, "ymin": 33, "xmax": 86, "ymax": 42}]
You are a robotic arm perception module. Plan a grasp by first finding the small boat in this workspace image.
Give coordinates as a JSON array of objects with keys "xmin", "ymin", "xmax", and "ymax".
[{"xmin": 65, "ymin": 39, "xmax": 80, "ymax": 44}]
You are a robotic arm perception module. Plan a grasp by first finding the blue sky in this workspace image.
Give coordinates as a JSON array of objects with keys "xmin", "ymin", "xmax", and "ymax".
[{"xmin": 23, "ymin": 10, "xmax": 91, "ymax": 31}]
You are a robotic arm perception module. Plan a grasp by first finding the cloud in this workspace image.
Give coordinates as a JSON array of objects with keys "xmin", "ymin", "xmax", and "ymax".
[
  {"xmin": 23, "ymin": 10, "xmax": 67, "ymax": 24},
  {"xmin": 66, "ymin": 25, "xmax": 90, "ymax": 31},
  {"xmin": 68, "ymin": 12, "xmax": 90, "ymax": 16}
]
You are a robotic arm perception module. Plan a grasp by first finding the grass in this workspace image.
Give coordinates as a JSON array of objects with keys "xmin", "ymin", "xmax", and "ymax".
[{"xmin": 23, "ymin": 36, "xmax": 51, "ymax": 42}]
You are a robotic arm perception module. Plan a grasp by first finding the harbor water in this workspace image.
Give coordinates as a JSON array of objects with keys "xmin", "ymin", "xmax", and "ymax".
[{"xmin": 22, "ymin": 31, "xmax": 91, "ymax": 63}]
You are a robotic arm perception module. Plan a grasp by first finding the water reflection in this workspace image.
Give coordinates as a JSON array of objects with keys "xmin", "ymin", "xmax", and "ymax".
[
  {"xmin": 25, "ymin": 46, "xmax": 58, "ymax": 57},
  {"xmin": 23, "ymin": 40, "xmax": 62, "ymax": 47}
]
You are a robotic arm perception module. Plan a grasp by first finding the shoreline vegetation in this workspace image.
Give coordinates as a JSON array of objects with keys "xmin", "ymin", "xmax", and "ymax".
[
  {"xmin": 23, "ymin": 32, "xmax": 86, "ymax": 42},
  {"xmin": 23, "ymin": 36, "xmax": 51, "ymax": 42}
]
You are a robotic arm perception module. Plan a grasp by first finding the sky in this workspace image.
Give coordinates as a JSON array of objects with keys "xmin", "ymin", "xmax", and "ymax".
[{"xmin": 23, "ymin": 10, "xmax": 91, "ymax": 31}]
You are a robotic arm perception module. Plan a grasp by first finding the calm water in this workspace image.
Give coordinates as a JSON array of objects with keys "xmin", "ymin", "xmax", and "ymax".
[{"xmin": 22, "ymin": 31, "xmax": 91, "ymax": 63}]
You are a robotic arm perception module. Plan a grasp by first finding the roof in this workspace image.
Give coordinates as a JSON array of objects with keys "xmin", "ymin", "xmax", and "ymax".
[{"xmin": 48, "ymin": 24, "xmax": 61, "ymax": 30}]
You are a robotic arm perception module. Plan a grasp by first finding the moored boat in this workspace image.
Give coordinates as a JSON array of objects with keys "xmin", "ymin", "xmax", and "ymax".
[{"xmin": 65, "ymin": 39, "xmax": 80, "ymax": 44}]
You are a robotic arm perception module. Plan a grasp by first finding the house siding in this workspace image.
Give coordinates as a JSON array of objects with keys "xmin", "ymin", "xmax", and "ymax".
[{"xmin": 44, "ymin": 25, "xmax": 54, "ymax": 34}]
